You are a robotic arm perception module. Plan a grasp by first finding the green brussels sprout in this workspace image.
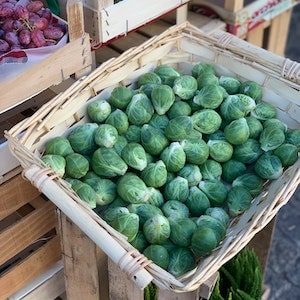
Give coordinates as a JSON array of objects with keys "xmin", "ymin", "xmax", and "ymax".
[
  {"xmin": 160, "ymin": 142, "xmax": 186, "ymax": 172},
  {"xmin": 220, "ymin": 95, "xmax": 247, "ymax": 122},
  {"xmin": 41, "ymin": 154, "xmax": 66, "ymax": 177},
  {"xmin": 121, "ymin": 142, "xmax": 147, "ymax": 171},
  {"xmin": 186, "ymin": 186, "xmax": 211, "ymax": 217},
  {"xmin": 145, "ymin": 152, "xmax": 155, "ymax": 164},
  {"xmin": 126, "ymin": 93, "xmax": 154, "ymax": 126},
  {"xmin": 140, "ymin": 124, "xmax": 169, "ymax": 156},
  {"xmin": 151, "ymin": 84, "xmax": 175, "ymax": 115},
  {"xmin": 274, "ymin": 143, "xmax": 298, "ymax": 167},
  {"xmin": 263, "ymin": 118, "xmax": 288, "ymax": 132},
  {"xmin": 219, "ymin": 76, "xmax": 241, "ymax": 94},
  {"xmin": 181, "ymin": 138, "xmax": 209, "ymax": 165},
  {"xmin": 193, "ymin": 84, "xmax": 224, "ymax": 109},
  {"xmin": 239, "ymin": 80, "xmax": 263, "ymax": 102},
  {"xmin": 165, "ymin": 116, "xmax": 194, "ymax": 141},
  {"xmin": 199, "ymin": 180, "xmax": 228, "ymax": 207},
  {"xmin": 245, "ymin": 116, "xmax": 263, "ymax": 139},
  {"xmin": 124, "ymin": 125, "xmax": 141, "ymax": 143},
  {"xmin": 199, "ymin": 159, "xmax": 222, "ymax": 180},
  {"xmin": 106, "ymin": 197, "xmax": 128, "ymax": 210},
  {"xmin": 285, "ymin": 128, "xmax": 300, "ymax": 150},
  {"xmin": 259, "ymin": 127, "xmax": 285, "ymax": 152},
  {"xmin": 45, "ymin": 137, "xmax": 74, "ymax": 157},
  {"xmin": 173, "ymin": 75, "xmax": 198, "ymax": 100},
  {"xmin": 149, "ymin": 113, "xmax": 169, "ymax": 132},
  {"xmin": 205, "ymin": 130, "xmax": 226, "ymax": 142},
  {"xmin": 141, "ymin": 160, "xmax": 168, "ymax": 188},
  {"xmin": 87, "ymin": 98, "xmax": 111, "ymax": 123},
  {"xmin": 192, "ymin": 109, "xmax": 222, "ymax": 134},
  {"xmin": 235, "ymin": 94, "xmax": 256, "ymax": 114},
  {"xmin": 102, "ymin": 206, "xmax": 129, "ymax": 223},
  {"xmin": 251, "ymin": 102, "xmax": 277, "ymax": 120},
  {"xmin": 143, "ymin": 214, "xmax": 171, "ymax": 244},
  {"xmin": 166, "ymin": 172, "xmax": 176, "ymax": 184},
  {"xmin": 131, "ymin": 231, "xmax": 149, "ymax": 253},
  {"xmin": 82, "ymin": 170, "xmax": 99, "ymax": 181},
  {"xmin": 207, "ymin": 139, "xmax": 233, "ymax": 163},
  {"xmin": 91, "ymin": 147, "xmax": 128, "ymax": 178},
  {"xmin": 191, "ymin": 226, "xmax": 219, "ymax": 257},
  {"xmin": 254, "ymin": 153, "xmax": 283, "ymax": 180},
  {"xmin": 113, "ymin": 135, "xmax": 128, "ymax": 156},
  {"xmin": 232, "ymin": 173, "xmax": 264, "ymax": 197},
  {"xmin": 160, "ymin": 239, "xmax": 177, "ymax": 253},
  {"xmin": 147, "ymin": 188, "xmax": 165, "ymax": 208},
  {"xmin": 139, "ymin": 83, "xmax": 159, "ymax": 98},
  {"xmin": 68, "ymin": 123, "xmax": 98, "ymax": 156},
  {"xmin": 105, "ymin": 109, "xmax": 129, "ymax": 135},
  {"xmin": 109, "ymin": 86, "xmax": 134, "ymax": 109},
  {"xmin": 164, "ymin": 176, "xmax": 189, "ymax": 202},
  {"xmin": 233, "ymin": 138, "xmax": 263, "ymax": 164},
  {"xmin": 154, "ymin": 64, "xmax": 181, "ymax": 86},
  {"xmin": 224, "ymin": 117, "xmax": 250, "ymax": 145},
  {"xmin": 64, "ymin": 177, "xmax": 82, "ymax": 187},
  {"xmin": 197, "ymin": 73, "xmax": 219, "ymax": 90},
  {"xmin": 143, "ymin": 244, "xmax": 169, "ymax": 269},
  {"xmin": 94, "ymin": 124, "xmax": 118, "ymax": 148},
  {"xmin": 177, "ymin": 164, "xmax": 202, "ymax": 187},
  {"xmin": 128, "ymin": 203, "xmax": 163, "ymax": 226},
  {"xmin": 226, "ymin": 186, "xmax": 253, "ymax": 217},
  {"xmin": 72, "ymin": 181, "xmax": 98, "ymax": 208},
  {"xmin": 161, "ymin": 200, "xmax": 189, "ymax": 220},
  {"xmin": 138, "ymin": 72, "xmax": 162, "ymax": 87},
  {"xmin": 167, "ymin": 100, "xmax": 192, "ymax": 119},
  {"xmin": 205, "ymin": 207, "xmax": 230, "ymax": 228},
  {"xmin": 169, "ymin": 218, "xmax": 197, "ymax": 247},
  {"xmin": 65, "ymin": 153, "xmax": 89, "ymax": 179},
  {"xmin": 221, "ymin": 159, "xmax": 247, "ymax": 183},
  {"xmin": 117, "ymin": 172, "xmax": 154, "ymax": 204},
  {"xmin": 191, "ymin": 62, "xmax": 216, "ymax": 78},
  {"xmin": 167, "ymin": 247, "xmax": 195, "ymax": 277}
]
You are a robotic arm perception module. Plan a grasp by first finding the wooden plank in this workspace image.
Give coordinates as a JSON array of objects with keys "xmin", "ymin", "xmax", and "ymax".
[
  {"xmin": 246, "ymin": 22, "xmax": 265, "ymax": 48},
  {"xmin": 224, "ymin": 0, "xmax": 244, "ymax": 12}
]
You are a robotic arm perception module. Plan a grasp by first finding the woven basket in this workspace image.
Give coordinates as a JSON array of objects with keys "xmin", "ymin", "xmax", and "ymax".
[{"xmin": 5, "ymin": 21, "xmax": 300, "ymax": 292}]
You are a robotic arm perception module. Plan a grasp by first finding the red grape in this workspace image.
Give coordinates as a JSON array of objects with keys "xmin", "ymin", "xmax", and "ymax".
[
  {"xmin": 0, "ymin": 38, "xmax": 10, "ymax": 52},
  {"xmin": 0, "ymin": 6, "xmax": 14, "ymax": 17},
  {"xmin": 40, "ymin": 8, "xmax": 52, "ymax": 22},
  {"xmin": 15, "ymin": 5, "xmax": 29, "ymax": 19},
  {"xmin": 19, "ymin": 29, "xmax": 31, "ymax": 45},
  {"xmin": 4, "ymin": 30, "xmax": 20, "ymax": 46},
  {"xmin": 33, "ymin": 16, "xmax": 48, "ymax": 30},
  {"xmin": 13, "ymin": 19, "xmax": 25, "ymax": 30},
  {"xmin": 43, "ymin": 26, "xmax": 64, "ymax": 40},
  {"xmin": 2, "ymin": 19, "xmax": 14, "ymax": 31},
  {"xmin": 31, "ymin": 28, "xmax": 46, "ymax": 47},
  {"xmin": 26, "ymin": 0, "xmax": 43, "ymax": 13}
]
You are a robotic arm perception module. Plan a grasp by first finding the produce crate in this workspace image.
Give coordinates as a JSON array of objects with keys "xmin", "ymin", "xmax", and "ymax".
[{"xmin": 5, "ymin": 21, "xmax": 300, "ymax": 294}]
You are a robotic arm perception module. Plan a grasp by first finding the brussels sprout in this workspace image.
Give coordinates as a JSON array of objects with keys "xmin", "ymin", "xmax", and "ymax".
[
  {"xmin": 199, "ymin": 159, "xmax": 222, "ymax": 180},
  {"xmin": 285, "ymin": 128, "xmax": 300, "ymax": 150},
  {"xmin": 177, "ymin": 164, "xmax": 202, "ymax": 187},
  {"xmin": 121, "ymin": 142, "xmax": 147, "ymax": 171},
  {"xmin": 165, "ymin": 116, "xmax": 194, "ymax": 141},
  {"xmin": 181, "ymin": 138, "xmax": 209, "ymax": 165},
  {"xmin": 220, "ymin": 95, "xmax": 246, "ymax": 122},
  {"xmin": 245, "ymin": 116, "xmax": 263, "ymax": 139},
  {"xmin": 161, "ymin": 200, "xmax": 189, "ymax": 220},
  {"xmin": 126, "ymin": 93, "xmax": 154, "ymax": 125},
  {"xmin": 191, "ymin": 227, "xmax": 219, "ymax": 257},
  {"xmin": 233, "ymin": 138, "xmax": 263, "ymax": 164},
  {"xmin": 263, "ymin": 118, "xmax": 288, "ymax": 132},
  {"xmin": 45, "ymin": 137, "xmax": 74, "ymax": 157},
  {"xmin": 226, "ymin": 186, "xmax": 253, "ymax": 217},
  {"xmin": 65, "ymin": 153, "xmax": 89, "ymax": 179},
  {"xmin": 167, "ymin": 247, "xmax": 195, "ymax": 277},
  {"xmin": 145, "ymin": 153, "xmax": 155, "ymax": 164},
  {"xmin": 173, "ymin": 75, "xmax": 198, "ymax": 100},
  {"xmin": 139, "ymin": 83, "xmax": 159, "ymax": 98},
  {"xmin": 106, "ymin": 197, "xmax": 128, "ymax": 210},
  {"xmin": 72, "ymin": 181, "xmax": 98, "ymax": 208},
  {"xmin": 143, "ymin": 244, "xmax": 169, "ymax": 269},
  {"xmin": 163, "ymin": 176, "xmax": 189, "ymax": 202},
  {"xmin": 141, "ymin": 160, "xmax": 168, "ymax": 188},
  {"xmin": 193, "ymin": 84, "xmax": 224, "ymax": 109},
  {"xmin": 87, "ymin": 98, "xmax": 111, "ymax": 123},
  {"xmin": 113, "ymin": 135, "xmax": 128, "ymax": 156},
  {"xmin": 105, "ymin": 109, "xmax": 129, "ymax": 135},
  {"xmin": 102, "ymin": 206, "xmax": 129, "ymax": 223},
  {"xmin": 138, "ymin": 72, "xmax": 162, "ymax": 87},
  {"xmin": 41, "ymin": 154, "xmax": 66, "ymax": 177},
  {"xmin": 254, "ymin": 153, "xmax": 283, "ymax": 180},
  {"xmin": 149, "ymin": 113, "xmax": 169, "ymax": 132},
  {"xmin": 167, "ymin": 100, "xmax": 192, "ymax": 119},
  {"xmin": 192, "ymin": 109, "xmax": 222, "ymax": 135},
  {"xmin": 128, "ymin": 203, "xmax": 163, "ymax": 226},
  {"xmin": 68, "ymin": 123, "xmax": 98, "ymax": 156},
  {"xmin": 207, "ymin": 139, "xmax": 233, "ymax": 163},
  {"xmin": 82, "ymin": 170, "xmax": 99, "ymax": 181},
  {"xmin": 94, "ymin": 124, "xmax": 118, "ymax": 148},
  {"xmin": 166, "ymin": 172, "xmax": 176, "ymax": 184},
  {"xmin": 91, "ymin": 147, "xmax": 128, "ymax": 177},
  {"xmin": 224, "ymin": 117, "xmax": 250, "ymax": 145},
  {"xmin": 148, "ymin": 188, "xmax": 165, "ymax": 208},
  {"xmin": 199, "ymin": 180, "xmax": 228, "ymax": 207},
  {"xmin": 131, "ymin": 231, "xmax": 149, "ymax": 253},
  {"xmin": 117, "ymin": 172, "xmax": 153, "ymax": 204},
  {"xmin": 143, "ymin": 214, "xmax": 171, "ymax": 244},
  {"xmin": 251, "ymin": 102, "xmax": 277, "ymax": 120},
  {"xmin": 191, "ymin": 62, "xmax": 216, "ymax": 78},
  {"xmin": 219, "ymin": 75, "xmax": 241, "ymax": 94},
  {"xmin": 154, "ymin": 64, "xmax": 181, "ymax": 86},
  {"xmin": 235, "ymin": 94, "xmax": 256, "ymax": 114},
  {"xmin": 186, "ymin": 186, "xmax": 211, "ymax": 217},
  {"xmin": 205, "ymin": 130, "xmax": 226, "ymax": 142},
  {"xmin": 140, "ymin": 124, "xmax": 169, "ymax": 156},
  {"xmin": 197, "ymin": 73, "xmax": 219, "ymax": 90},
  {"xmin": 109, "ymin": 86, "xmax": 134, "ymax": 109},
  {"xmin": 274, "ymin": 143, "xmax": 298, "ymax": 167},
  {"xmin": 151, "ymin": 84, "xmax": 175, "ymax": 115},
  {"xmin": 64, "ymin": 177, "xmax": 82, "ymax": 187},
  {"xmin": 160, "ymin": 142, "xmax": 186, "ymax": 172},
  {"xmin": 160, "ymin": 239, "xmax": 177, "ymax": 252},
  {"xmin": 169, "ymin": 218, "xmax": 197, "ymax": 247},
  {"xmin": 239, "ymin": 80, "xmax": 263, "ymax": 102},
  {"xmin": 232, "ymin": 173, "xmax": 264, "ymax": 197},
  {"xmin": 205, "ymin": 207, "xmax": 230, "ymax": 228},
  {"xmin": 222, "ymin": 159, "xmax": 247, "ymax": 183},
  {"xmin": 124, "ymin": 125, "xmax": 141, "ymax": 143},
  {"xmin": 259, "ymin": 127, "xmax": 285, "ymax": 152}
]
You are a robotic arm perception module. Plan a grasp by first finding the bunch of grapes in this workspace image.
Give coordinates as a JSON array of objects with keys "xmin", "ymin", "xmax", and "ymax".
[{"xmin": 0, "ymin": 0, "xmax": 66, "ymax": 55}]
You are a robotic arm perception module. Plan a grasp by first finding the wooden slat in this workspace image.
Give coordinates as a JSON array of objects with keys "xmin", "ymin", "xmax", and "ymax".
[{"xmin": 246, "ymin": 22, "xmax": 265, "ymax": 48}]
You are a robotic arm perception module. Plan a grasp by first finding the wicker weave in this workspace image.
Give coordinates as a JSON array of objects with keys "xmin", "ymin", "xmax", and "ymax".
[{"xmin": 5, "ymin": 22, "xmax": 300, "ymax": 292}]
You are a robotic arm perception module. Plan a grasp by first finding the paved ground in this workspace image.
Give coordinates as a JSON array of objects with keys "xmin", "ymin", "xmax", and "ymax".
[{"xmin": 264, "ymin": 5, "xmax": 300, "ymax": 299}]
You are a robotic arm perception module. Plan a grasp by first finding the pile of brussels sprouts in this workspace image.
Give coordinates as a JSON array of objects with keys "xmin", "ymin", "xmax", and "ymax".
[{"xmin": 41, "ymin": 63, "xmax": 300, "ymax": 277}]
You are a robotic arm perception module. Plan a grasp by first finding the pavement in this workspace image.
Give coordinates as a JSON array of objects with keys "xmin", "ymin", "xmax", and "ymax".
[{"xmin": 264, "ymin": 5, "xmax": 300, "ymax": 299}]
